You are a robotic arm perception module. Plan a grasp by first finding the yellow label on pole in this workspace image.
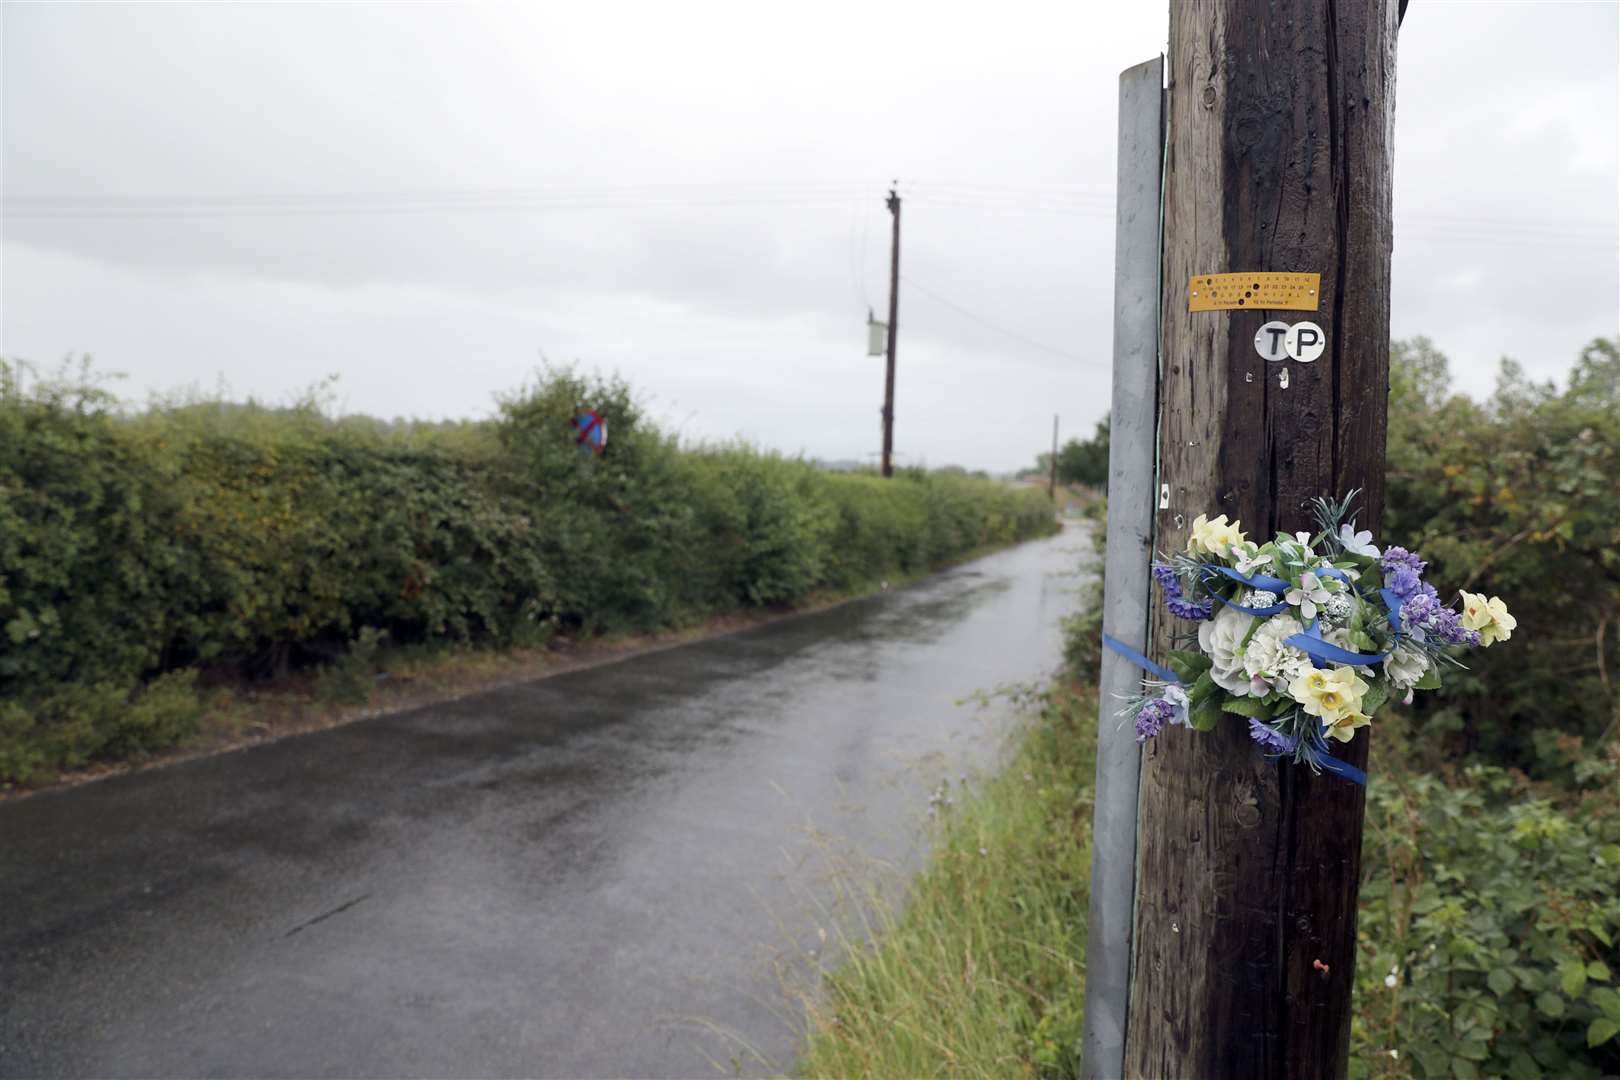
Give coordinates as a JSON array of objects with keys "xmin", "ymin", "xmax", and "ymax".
[{"xmin": 1187, "ymin": 272, "xmax": 1320, "ymax": 312}]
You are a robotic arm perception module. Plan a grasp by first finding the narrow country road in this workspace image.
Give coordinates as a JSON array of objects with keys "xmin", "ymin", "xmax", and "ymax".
[{"xmin": 1, "ymin": 526, "xmax": 1086, "ymax": 1079}]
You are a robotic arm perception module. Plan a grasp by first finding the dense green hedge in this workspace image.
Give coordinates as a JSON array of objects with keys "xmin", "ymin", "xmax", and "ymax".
[{"xmin": 0, "ymin": 363, "xmax": 1056, "ymax": 781}]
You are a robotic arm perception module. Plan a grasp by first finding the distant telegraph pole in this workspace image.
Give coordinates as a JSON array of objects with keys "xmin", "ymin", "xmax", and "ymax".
[
  {"xmin": 881, "ymin": 185, "xmax": 901, "ymax": 477},
  {"xmin": 1048, "ymin": 414, "xmax": 1059, "ymax": 499}
]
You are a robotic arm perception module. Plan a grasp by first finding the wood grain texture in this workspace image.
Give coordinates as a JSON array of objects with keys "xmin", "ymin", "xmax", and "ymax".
[{"xmin": 1124, "ymin": 1, "xmax": 1399, "ymax": 1077}]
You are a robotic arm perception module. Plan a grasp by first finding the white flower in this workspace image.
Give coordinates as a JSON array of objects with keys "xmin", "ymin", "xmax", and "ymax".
[
  {"xmin": 1232, "ymin": 542, "xmax": 1274, "ymax": 576},
  {"xmin": 1285, "ymin": 571, "xmax": 1332, "ymax": 621},
  {"xmin": 1382, "ymin": 642, "xmax": 1429, "ymax": 690},
  {"xmin": 1198, "ymin": 606, "xmax": 1256, "ymax": 697},
  {"xmin": 1244, "ymin": 589, "xmax": 1279, "ymax": 609},
  {"xmin": 1242, "ymin": 615, "xmax": 1307, "ymax": 684},
  {"xmin": 1162, "ymin": 683, "xmax": 1190, "ymax": 724},
  {"xmin": 1339, "ymin": 523, "xmax": 1381, "ymax": 558}
]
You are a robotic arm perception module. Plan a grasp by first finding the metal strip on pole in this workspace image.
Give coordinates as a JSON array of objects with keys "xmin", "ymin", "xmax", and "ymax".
[{"xmin": 1079, "ymin": 54, "xmax": 1164, "ymax": 1080}]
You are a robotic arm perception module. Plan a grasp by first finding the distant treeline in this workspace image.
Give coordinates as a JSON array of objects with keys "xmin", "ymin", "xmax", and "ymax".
[{"xmin": 0, "ymin": 364, "xmax": 1057, "ymax": 782}]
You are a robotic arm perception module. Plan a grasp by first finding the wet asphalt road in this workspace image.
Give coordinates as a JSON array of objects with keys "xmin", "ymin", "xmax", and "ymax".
[{"xmin": 1, "ymin": 527, "xmax": 1084, "ymax": 1079}]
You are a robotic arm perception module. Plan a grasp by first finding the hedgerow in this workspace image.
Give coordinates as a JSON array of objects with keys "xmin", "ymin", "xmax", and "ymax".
[{"xmin": 0, "ymin": 361, "xmax": 1056, "ymax": 781}]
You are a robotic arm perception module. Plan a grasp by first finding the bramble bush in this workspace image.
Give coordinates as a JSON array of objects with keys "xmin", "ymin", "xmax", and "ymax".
[{"xmin": 0, "ymin": 361, "xmax": 1056, "ymax": 782}]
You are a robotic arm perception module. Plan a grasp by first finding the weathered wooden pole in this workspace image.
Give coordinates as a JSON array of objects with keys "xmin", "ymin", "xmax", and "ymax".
[
  {"xmin": 881, "ymin": 186, "xmax": 901, "ymax": 478},
  {"xmin": 1125, "ymin": 1, "xmax": 1400, "ymax": 1077}
]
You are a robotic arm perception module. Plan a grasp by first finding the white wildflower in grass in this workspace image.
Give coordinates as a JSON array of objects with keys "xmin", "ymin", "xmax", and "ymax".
[{"xmin": 1198, "ymin": 605, "xmax": 1257, "ymax": 696}]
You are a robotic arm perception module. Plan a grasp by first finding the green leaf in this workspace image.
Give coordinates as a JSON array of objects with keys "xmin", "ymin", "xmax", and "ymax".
[
  {"xmin": 1588, "ymin": 960, "xmax": 1612, "ymax": 982},
  {"xmin": 1506, "ymin": 1051, "xmax": 1542, "ymax": 1080},
  {"xmin": 1360, "ymin": 680, "xmax": 1390, "ymax": 716},
  {"xmin": 1488, "ymin": 968, "xmax": 1515, "ymax": 997},
  {"xmin": 1560, "ymin": 961, "xmax": 1588, "ymax": 997},
  {"xmin": 1535, "ymin": 991, "xmax": 1565, "ymax": 1018},
  {"xmin": 1187, "ymin": 671, "xmax": 1217, "ymax": 708},
  {"xmin": 1189, "ymin": 697, "xmax": 1223, "ymax": 732},
  {"xmin": 1167, "ymin": 650, "xmax": 1212, "ymax": 683},
  {"xmin": 1456, "ymin": 1039, "xmax": 1490, "ymax": 1062},
  {"xmin": 1452, "ymin": 1058, "xmax": 1479, "ymax": 1080},
  {"xmin": 1221, "ymin": 698, "xmax": 1272, "ymax": 720},
  {"xmin": 1587, "ymin": 1018, "xmax": 1619, "ymax": 1048},
  {"xmin": 1414, "ymin": 665, "xmax": 1443, "ymax": 690}
]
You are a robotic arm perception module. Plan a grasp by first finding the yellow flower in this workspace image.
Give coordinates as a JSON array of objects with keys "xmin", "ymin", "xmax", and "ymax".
[
  {"xmin": 1186, "ymin": 513, "xmax": 1248, "ymax": 559},
  {"xmin": 1287, "ymin": 666, "xmax": 1368, "ymax": 723},
  {"xmin": 1322, "ymin": 709, "xmax": 1372, "ymax": 743},
  {"xmin": 1459, "ymin": 591, "xmax": 1516, "ymax": 646}
]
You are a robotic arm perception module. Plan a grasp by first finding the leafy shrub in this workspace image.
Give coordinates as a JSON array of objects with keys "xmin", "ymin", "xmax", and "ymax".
[
  {"xmin": 1384, "ymin": 337, "xmax": 1619, "ymax": 771},
  {"xmin": 0, "ymin": 360, "xmax": 1056, "ymax": 781},
  {"xmin": 1353, "ymin": 755, "xmax": 1620, "ymax": 1078}
]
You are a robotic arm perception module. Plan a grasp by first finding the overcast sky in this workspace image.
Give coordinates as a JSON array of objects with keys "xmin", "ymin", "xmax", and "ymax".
[{"xmin": 3, "ymin": 1, "xmax": 1616, "ymax": 473}]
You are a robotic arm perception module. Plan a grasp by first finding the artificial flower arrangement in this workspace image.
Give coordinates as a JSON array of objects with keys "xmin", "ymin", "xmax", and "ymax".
[{"xmin": 1107, "ymin": 494, "xmax": 1515, "ymax": 783}]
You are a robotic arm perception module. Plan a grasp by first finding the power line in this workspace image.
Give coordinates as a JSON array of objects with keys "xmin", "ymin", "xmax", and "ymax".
[{"xmin": 900, "ymin": 275, "xmax": 1097, "ymax": 364}]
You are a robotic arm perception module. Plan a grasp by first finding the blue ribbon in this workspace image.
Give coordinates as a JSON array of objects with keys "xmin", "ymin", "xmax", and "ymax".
[
  {"xmin": 1101, "ymin": 633, "xmax": 1181, "ymax": 684},
  {"xmin": 1207, "ymin": 565, "xmax": 1292, "ymax": 594},
  {"xmin": 1100, "ymin": 632, "xmax": 1366, "ymax": 785},
  {"xmin": 1286, "ymin": 619, "xmax": 1391, "ymax": 668},
  {"xmin": 1318, "ymin": 755, "xmax": 1368, "ymax": 786}
]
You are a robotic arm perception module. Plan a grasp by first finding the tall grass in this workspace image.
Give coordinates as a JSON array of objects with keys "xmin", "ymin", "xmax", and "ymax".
[{"xmin": 797, "ymin": 684, "xmax": 1097, "ymax": 1078}]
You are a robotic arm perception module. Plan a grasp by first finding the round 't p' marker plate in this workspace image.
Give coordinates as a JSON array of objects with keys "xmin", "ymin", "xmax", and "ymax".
[
  {"xmin": 1285, "ymin": 322, "xmax": 1326, "ymax": 363},
  {"xmin": 1254, "ymin": 321, "xmax": 1291, "ymax": 362}
]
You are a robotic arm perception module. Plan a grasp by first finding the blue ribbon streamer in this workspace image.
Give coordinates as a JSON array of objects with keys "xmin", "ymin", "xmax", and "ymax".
[
  {"xmin": 1318, "ymin": 754, "xmax": 1368, "ymax": 786},
  {"xmin": 1286, "ymin": 619, "xmax": 1392, "ymax": 668},
  {"xmin": 1206, "ymin": 565, "xmax": 1292, "ymax": 594},
  {"xmin": 1101, "ymin": 633, "xmax": 1181, "ymax": 685},
  {"xmin": 1101, "ymin": 632, "xmax": 1366, "ymax": 786}
]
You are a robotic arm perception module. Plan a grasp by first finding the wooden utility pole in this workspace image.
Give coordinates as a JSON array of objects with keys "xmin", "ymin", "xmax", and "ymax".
[
  {"xmin": 881, "ymin": 186, "xmax": 900, "ymax": 477},
  {"xmin": 1049, "ymin": 414, "xmax": 1059, "ymax": 498},
  {"xmin": 1125, "ymin": 2, "xmax": 1400, "ymax": 1077}
]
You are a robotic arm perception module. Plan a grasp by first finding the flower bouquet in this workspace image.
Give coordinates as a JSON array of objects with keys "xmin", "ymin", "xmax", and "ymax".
[{"xmin": 1108, "ymin": 494, "xmax": 1515, "ymax": 783}]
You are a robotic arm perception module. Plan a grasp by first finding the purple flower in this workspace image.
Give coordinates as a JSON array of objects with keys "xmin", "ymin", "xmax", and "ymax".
[
  {"xmin": 1166, "ymin": 593, "xmax": 1214, "ymax": 620},
  {"xmin": 1386, "ymin": 566, "xmax": 1425, "ymax": 600},
  {"xmin": 1151, "ymin": 561, "xmax": 1178, "ymax": 589},
  {"xmin": 1152, "ymin": 561, "xmax": 1213, "ymax": 621},
  {"xmin": 1399, "ymin": 589, "xmax": 1476, "ymax": 646},
  {"xmin": 1135, "ymin": 697, "xmax": 1175, "ymax": 743},
  {"xmin": 1248, "ymin": 718, "xmax": 1298, "ymax": 753},
  {"xmin": 1381, "ymin": 547, "xmax": 1427, "ymax": 577}
]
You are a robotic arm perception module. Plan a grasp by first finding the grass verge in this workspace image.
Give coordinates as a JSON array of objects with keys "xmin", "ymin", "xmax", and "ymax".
[{"xmin": 797, "ymin": 682, "xmax": 1098, "ymax": 1078}]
